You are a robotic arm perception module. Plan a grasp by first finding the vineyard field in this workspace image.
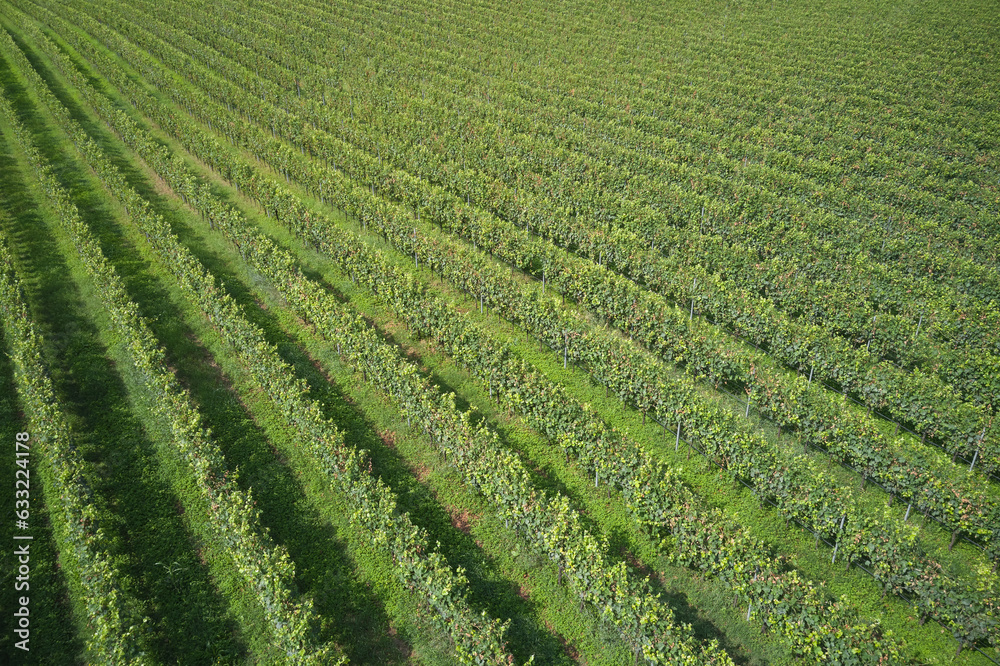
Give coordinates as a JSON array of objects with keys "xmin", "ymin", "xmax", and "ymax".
[{"xmin": 0, "ymin": 0, "xmax": 997, "ymax": 664}]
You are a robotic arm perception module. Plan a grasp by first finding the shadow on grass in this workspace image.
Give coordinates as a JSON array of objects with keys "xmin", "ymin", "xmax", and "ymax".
[{"xmin": 605, "ymin": 526, "xmax": 757, "ymax": 665}]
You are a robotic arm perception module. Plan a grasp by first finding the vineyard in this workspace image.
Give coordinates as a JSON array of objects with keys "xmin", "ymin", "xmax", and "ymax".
[{"xmin": 0, "ymin": 0, "xmax": 996, "ymax": 663}]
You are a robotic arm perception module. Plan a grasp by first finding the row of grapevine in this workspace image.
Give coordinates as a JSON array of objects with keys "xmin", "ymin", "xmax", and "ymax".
[
  {"xmin": 0, "ymin": 38, "xmax": 343, "ymax": 665},
  {"xmin": 0, "ymin": 23, "xmax": 520, "ymax": 665}
]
